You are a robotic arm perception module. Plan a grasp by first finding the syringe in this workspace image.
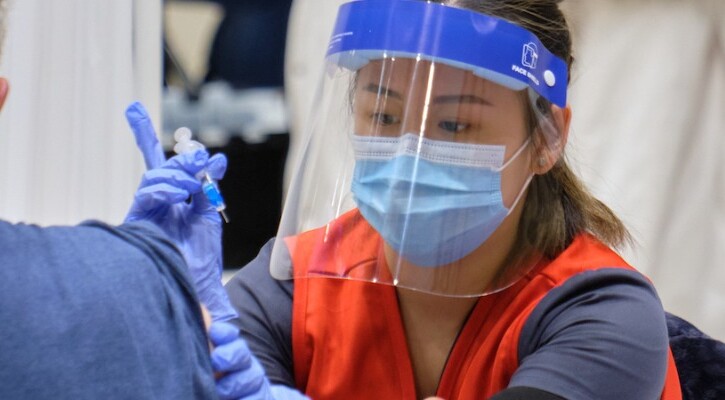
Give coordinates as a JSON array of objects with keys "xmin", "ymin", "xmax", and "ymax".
[{"xmin": 173, "ymin": 127, "xmax": 230, "ymax": 223}]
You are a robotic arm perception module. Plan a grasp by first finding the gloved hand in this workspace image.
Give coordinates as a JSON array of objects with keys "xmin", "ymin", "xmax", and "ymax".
[
  {"xmin": 209, "ymin": 322, "xmax": 309, "ymax": 400},
  {"xmin": 125, "ymin": 101, "xmax": 237, "ymax": 322}
]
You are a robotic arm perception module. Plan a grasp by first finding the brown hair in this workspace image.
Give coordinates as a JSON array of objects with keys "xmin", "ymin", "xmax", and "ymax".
[{"xmin": 437, "ymin": 0, "xmax": 631, "ymax": 260}]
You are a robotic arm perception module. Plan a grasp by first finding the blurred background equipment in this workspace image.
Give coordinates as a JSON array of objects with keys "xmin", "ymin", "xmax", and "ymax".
[{"xmin": 163, "ymin": 0, "xmax": 293, "ymax": 268}]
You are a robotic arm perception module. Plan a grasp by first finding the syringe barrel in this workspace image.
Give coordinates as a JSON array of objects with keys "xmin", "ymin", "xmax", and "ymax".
[
  {"xmin": 202, "ymin": 175, "xmax": 226, "ymax": 211},
  {"xmin": 174, "ymin": 127, "xmax": 229, "ymax": 221}
]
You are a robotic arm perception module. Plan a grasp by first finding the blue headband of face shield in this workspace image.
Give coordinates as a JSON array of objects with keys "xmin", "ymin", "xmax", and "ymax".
[{"xmin": 326, "ymin": 0, "xmax": 568, "ymax": 107}]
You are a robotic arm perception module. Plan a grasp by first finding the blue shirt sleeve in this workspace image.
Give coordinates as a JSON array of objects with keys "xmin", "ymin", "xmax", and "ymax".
[
  {"xmin": 0, "ymin": 220, "xmax": 217, "ymax": 399},
  {"xmin": 511, "ymin": 268, "xmax": 670, "ymax": 400},
  {"xmin": 225, "ymin": 238, "xmax": 297, "ymax": 387}
]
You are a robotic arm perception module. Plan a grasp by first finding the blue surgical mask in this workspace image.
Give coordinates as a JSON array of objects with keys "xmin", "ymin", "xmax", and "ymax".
[{"xmin": 351, "ymin": 133, "xmax": 532, "ymax": 267}]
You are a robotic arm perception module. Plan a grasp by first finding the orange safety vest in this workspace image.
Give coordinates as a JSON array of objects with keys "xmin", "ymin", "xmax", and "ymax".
[{"xmin": 287, "ymin": 210, "xmax": 682, "ymax": 399}]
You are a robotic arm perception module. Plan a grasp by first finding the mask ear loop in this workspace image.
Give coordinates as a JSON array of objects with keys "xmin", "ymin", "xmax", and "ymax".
[
  {"xmin": 495, "ymin": 137, "xmax": 531, "ymax": 172},
  {"xmin": 505, "ymin": 174, "xmax": 533, "ymax": 216},
  {"xmin": 494, "ymin": 137, "xmax": 534, "ymax": 215},
  {"xmin": 500, "ymin": 89, "xmax": 561, "ymax": 218}
]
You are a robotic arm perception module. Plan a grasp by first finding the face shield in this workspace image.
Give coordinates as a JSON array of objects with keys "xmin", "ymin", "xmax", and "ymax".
[{"xmin": 270, "ymin": 0, "xmax": 568, "ymax": 297}]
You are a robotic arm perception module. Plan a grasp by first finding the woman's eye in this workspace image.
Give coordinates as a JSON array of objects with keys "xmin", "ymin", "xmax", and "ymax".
[
  {"xmin": 438, "ymin": 120, "xmax": 469, "ymax": 133},
  {"xmin": 371, "ymin": 113, "xmax": 400, "ymax": 126}
]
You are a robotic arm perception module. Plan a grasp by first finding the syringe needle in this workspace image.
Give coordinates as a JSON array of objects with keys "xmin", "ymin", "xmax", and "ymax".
[{"xmin": 220, "ymin": 209, "xmax": 230, "ymax": 224}]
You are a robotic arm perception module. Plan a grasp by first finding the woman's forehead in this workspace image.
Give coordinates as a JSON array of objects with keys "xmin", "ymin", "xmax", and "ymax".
[{"xmin": 357, "ymin": 58, "xmax": 519, "ymax": 97}]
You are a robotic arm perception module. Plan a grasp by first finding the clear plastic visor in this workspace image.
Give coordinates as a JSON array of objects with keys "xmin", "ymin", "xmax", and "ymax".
[{"xmin": 270, "ymin": 55, "xmax": 565, "ymax": 297}]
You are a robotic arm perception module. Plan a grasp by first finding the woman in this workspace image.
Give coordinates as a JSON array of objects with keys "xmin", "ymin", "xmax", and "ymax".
[
  {"xmin": 130, "ymin": 0, "xmax": 683, "ymax": 398},
  {"xmin": 227, "ymin": 0, "xmax": 682, "ymax": 398}
]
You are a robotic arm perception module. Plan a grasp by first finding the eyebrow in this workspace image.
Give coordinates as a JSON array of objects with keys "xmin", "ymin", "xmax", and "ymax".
[
  {"xmin": 363, "ymin": 83, "xmax": 490, "ymax": 105},
  {"xmin": 432, "ymin": 94, "xmax": 491, "ymax": 105},
  {"xmin": 363, "ymin": 83, "xmax": 402, "ymax": 100}
]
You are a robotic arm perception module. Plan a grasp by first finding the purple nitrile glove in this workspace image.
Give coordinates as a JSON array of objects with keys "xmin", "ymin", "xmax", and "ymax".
[
  {"xmin": 209, "ymin": 322, "xmax": 309, "ymax": 400},
  {"xmin": 125, "ymin": 101, "xmax": 236, "ymax": 322}
]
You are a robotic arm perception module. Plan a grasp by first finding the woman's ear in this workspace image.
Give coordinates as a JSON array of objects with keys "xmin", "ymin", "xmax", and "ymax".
[
  {"xmin": 531, "ymin": 104, "xmax": 571, "ymax": 175},
  {"xmin": 0, "ymin": 78, "xmax": 9, "ymax": 112}
]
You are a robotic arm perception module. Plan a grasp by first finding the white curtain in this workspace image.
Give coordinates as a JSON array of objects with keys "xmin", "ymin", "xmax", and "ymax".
[
  {"xmin": 285, "ymin": 0, "xmax": 725, "ymax": 338},
  {"xmin": 563, "ymin": 0, "xmax": 725, "ymax": 339},
  {"xmin": 0, "ymin": 0, "xmax": 162, "ymax": 226}
]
